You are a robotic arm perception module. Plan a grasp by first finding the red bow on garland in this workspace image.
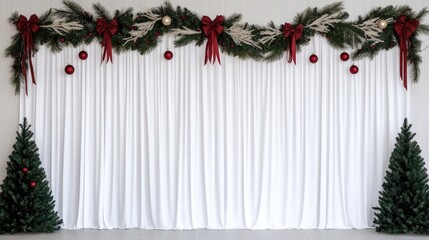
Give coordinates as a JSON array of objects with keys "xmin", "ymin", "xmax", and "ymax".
[
  {"xmin": 96, "ymin": 18, "xmax": 119, "ymax": 63},
  {"xmin": 202, "ymin": 15, "xmax": 224, "ymax": 65},
  {"xmin": 16, "ymin": 14, "xmax": 40, "ymax": 95},
  {"xmin": 283, "ymin": 23, "xmax": 303, "ymax": 64},
  {"xmin": 394, "ymin": 15, "xmax": 419, "ymax": 90}
]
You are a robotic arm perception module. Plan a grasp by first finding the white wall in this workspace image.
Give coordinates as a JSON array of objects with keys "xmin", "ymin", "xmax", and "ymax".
[{"xmin": 1, "ymin": 0, "xmax": 428, "ymax": 182}]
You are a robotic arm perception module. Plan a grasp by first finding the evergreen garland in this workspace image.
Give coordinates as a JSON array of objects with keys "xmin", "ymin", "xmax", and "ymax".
[
  {"xmin": 352, "ymin": 6, "xmax": 429, "ymax": 83},
  {"xmin": 4, "ymin": 0, "xmax": 429, "ymax": 94}
]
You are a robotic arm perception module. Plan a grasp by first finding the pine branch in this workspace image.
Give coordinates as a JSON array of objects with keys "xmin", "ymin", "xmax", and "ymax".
[
  {"xmin": 8, "ymin": 12, "xmax": 19, "ymax": 25},
  {"xmin": 114, "ymin": 7, "xmax": 133, "ymax": 19},
  {"xmin": 225, "ymin": 13, "xmax": 241, "ymax": 26},
  {"xmin": 5, "ymin": 34, "xmax": 24, "ymax": 94},
  {"xmin": 408, "ymin": 37, "xmax": 422, "ymax": 83},
  {"xmin": 264, "ymin": 45, "xmax": 285, "ymax": 62},
  {"xmin": 416, "ymin": 7, "xmax": 429, "ymax": 20},
  {"xmin": 93, "ymin": 2, "xmax": 111, "ymax": 19},
  {"xmin": 163, "ymin": 1, "xmax": 174, "ymax": 12},
  {"xmin": 174, "ymin": 34, "xmax": 202, "ymax": 47},
  {"xmin": 38, "ymin": 9, "xmax": 53, "ymax": 24},
  {"xmin": 62, "ymin": 0, "xmax": 86, "ymax": 16},
  {"xmin": 321, "ymin": 2, "xmax": 344, "ymax": 14},
  {"xmin": 417, "ymin": 24, "xmax": 429, "ymax": 35}
]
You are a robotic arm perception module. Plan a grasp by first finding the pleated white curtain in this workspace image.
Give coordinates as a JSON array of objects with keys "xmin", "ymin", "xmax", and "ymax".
[{"xmin": 20, "ymin": 34, "xmax": 409, "ymax": 229}]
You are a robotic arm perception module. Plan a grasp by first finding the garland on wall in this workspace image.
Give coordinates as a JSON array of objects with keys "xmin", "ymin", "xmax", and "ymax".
[{"xmin": 5, "ymin": 0, "xmax": 429, "ymax": 94}]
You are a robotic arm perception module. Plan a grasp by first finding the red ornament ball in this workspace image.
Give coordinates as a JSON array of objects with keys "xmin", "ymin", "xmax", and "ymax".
[
  {"xmin": 65, "ymin": 65, "xmax": 75, "ymax": 75},
  {"xmin": 340, "ymin": 52, "xmax": 350, "ymax": 61},
  {"xmin": 22, "ymin": 167, "xmax": 28, "ymax": 173},
  {"xmin": 79, "ymin": 51, "xmax": 88, "ymax": 60},
  {"xmin": 350, "ymin": 65, "xmax": 359, "ymax": 74},
  {"xmin": 309, "ymin": 54, "xmax": 318, "ymax": 63},
  {"xmin": 59, "ymin": 38, "xmax": 65, "ymax": 43},
  {"xmin": 30, "ymin": 181, "xmax": 37, "ymax": 187},
  {"xmin": 164, "ymin": 51, "xmax": 173, "ymax": 60}
]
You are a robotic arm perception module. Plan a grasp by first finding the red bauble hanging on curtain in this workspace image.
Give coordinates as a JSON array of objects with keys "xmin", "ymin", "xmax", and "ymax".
[
  {"xmin": 79, "ymin": 50, "xmax": 88, "ymax": 60},
  {"xmin": 350, "ymin": 65, "xmax": 359, "ymax": 74},
  {"xmin": 309, "ymin": 54, "xmax": 318, "ymax": 63},
  {"xmin": 164, "ymin": 50, "xmax": 173, "ymax": 60},
  {"xmin": 340, "ymin": 52, "xmax": 350, "ymax": 61},
  {"xmin": 65, "ymin": 65, "xmax": 75, "ymax": 75}
]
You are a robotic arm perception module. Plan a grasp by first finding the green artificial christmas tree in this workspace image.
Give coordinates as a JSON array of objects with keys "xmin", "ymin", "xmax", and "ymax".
[
  {"xmin": 373, "ymin": 118, "xmax": 429, "ymax": 234},
  {"xmin": 0, "ymin": 118, "xmax": 62, "ymax": 233}
]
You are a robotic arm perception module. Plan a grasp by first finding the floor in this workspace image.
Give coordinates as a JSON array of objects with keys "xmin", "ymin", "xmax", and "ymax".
[{"xmin": 1, "ymin": 229, "xmax": 428, "ymax": 240}]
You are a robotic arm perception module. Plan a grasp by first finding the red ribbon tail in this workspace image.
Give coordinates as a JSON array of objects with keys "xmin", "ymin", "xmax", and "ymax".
[
  {"xmin": 287, "ymin": 46, "xmax": 292, "ymax": 63},
  {"xmin": 204, "ymin": 39, "xmax": 210, "ymax": 65},
  {"xmin": 399, "ymin": 44, "xmax": 403, "ymax": 81},
  {"xmin": 28, "ymin": 53, "xmax": 36, "ymax": 85},
  {"xmin": 215, "ymin": 50, "xmax": 221, "ymax": 65},
  {"xmin": 209, "ymin": 36, "xmax": 214, "ymax": 64},
  {"xmin": 404, "ymin": 47, "xmax": 407, "ymax": 90},
  {"xmin": 213, "ymin": 37, "xmax": 221, "ymax": 65},
  {"xmin": 101, "ymin": 32, "xmax": 113, "ymax": 63},
  {"xmin": 291, "ymin": 36, "xmax": 297, "ymax": 65},
  {"xmin": 398, "ymin": 39, "xmax": 407, "ymax": 90},
  {"xmin": 107, "ymin": 38, "xmax": 113, "ymax": 63}
]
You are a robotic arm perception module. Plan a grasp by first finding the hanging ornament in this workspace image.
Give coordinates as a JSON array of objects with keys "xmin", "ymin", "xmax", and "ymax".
[
  {"xmin": 59, "ymin": 37, "xmax": 65, "ymax": 43},
  {"xmin": 377, "ymin": 19, "xmax": 388, "ymax": 29},
  {"xmin": 30, "ymin": 181, "xmax": 37, "ymax": 187},
  {"xmin": 79, "ymin": 50, "xmax": 88, "ymax": 60},
  {"xmin": 340, "ymin": 52, "xmax": 349, "ymax": 61},
  {"xmin": 162, "ymin": 16, "xmax": 172, "ymax": 26},
  {"xmin": 65, "ymin": 64, "xmax": 75, "ymax": 75},
  {"xmin": 309, "ymin": 54, "xmax": 318, "ymax": 63},
  {"xmin": 350, "ymin": 65, "xmax": 359, "ymax": 74},
  {"xmin": 164, "ymin": 50, "xmax": 173, "ymax": 60},
  {"xmin": 22, "ymin": 167, "xmax": 28, "ymax": 173}
]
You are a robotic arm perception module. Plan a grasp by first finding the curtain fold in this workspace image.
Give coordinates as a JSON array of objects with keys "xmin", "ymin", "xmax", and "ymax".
[{"xmin": 20, "ymin": 35, "xmax": 409, "ymax": 229}]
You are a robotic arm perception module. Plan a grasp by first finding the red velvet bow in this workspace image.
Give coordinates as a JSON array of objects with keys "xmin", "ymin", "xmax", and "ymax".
[
  {"xmin": 16, "ymin": 14, "xmax": 40, "ymax": 95},
  {"xmin": 394, "ymin": 15, "xmax": 419, "ymax": 90},
  {"xmin": 96, "ymin": 18, "xmax": 118, "ymax": 63},
  {"xmin": 202, "ymin": 15, "xmax": 224, "ymax": 65},
  {"xmin": 283, "ymin": 23, "xmax": 303, "ymax": 64}
]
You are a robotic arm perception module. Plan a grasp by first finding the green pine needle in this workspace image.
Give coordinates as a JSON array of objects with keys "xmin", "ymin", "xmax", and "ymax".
[{"xmin": 93, "ymin": 2, "xmax": 111, "ymax": 19}]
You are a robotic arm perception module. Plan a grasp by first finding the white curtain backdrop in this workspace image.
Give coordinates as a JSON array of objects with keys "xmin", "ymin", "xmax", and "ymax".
[{"xmin": 20, "ymin": 34, "xmax": 409, "ymax": 229}]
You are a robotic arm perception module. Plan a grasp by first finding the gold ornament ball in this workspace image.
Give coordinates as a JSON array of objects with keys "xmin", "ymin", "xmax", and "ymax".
[
  {"xmin": 162, "ymin": 16, "xmax": 172, "ymax": 26},
  {"xmin": 377, "ymin": 19, "xmax": 388, "ymax": 29}
]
